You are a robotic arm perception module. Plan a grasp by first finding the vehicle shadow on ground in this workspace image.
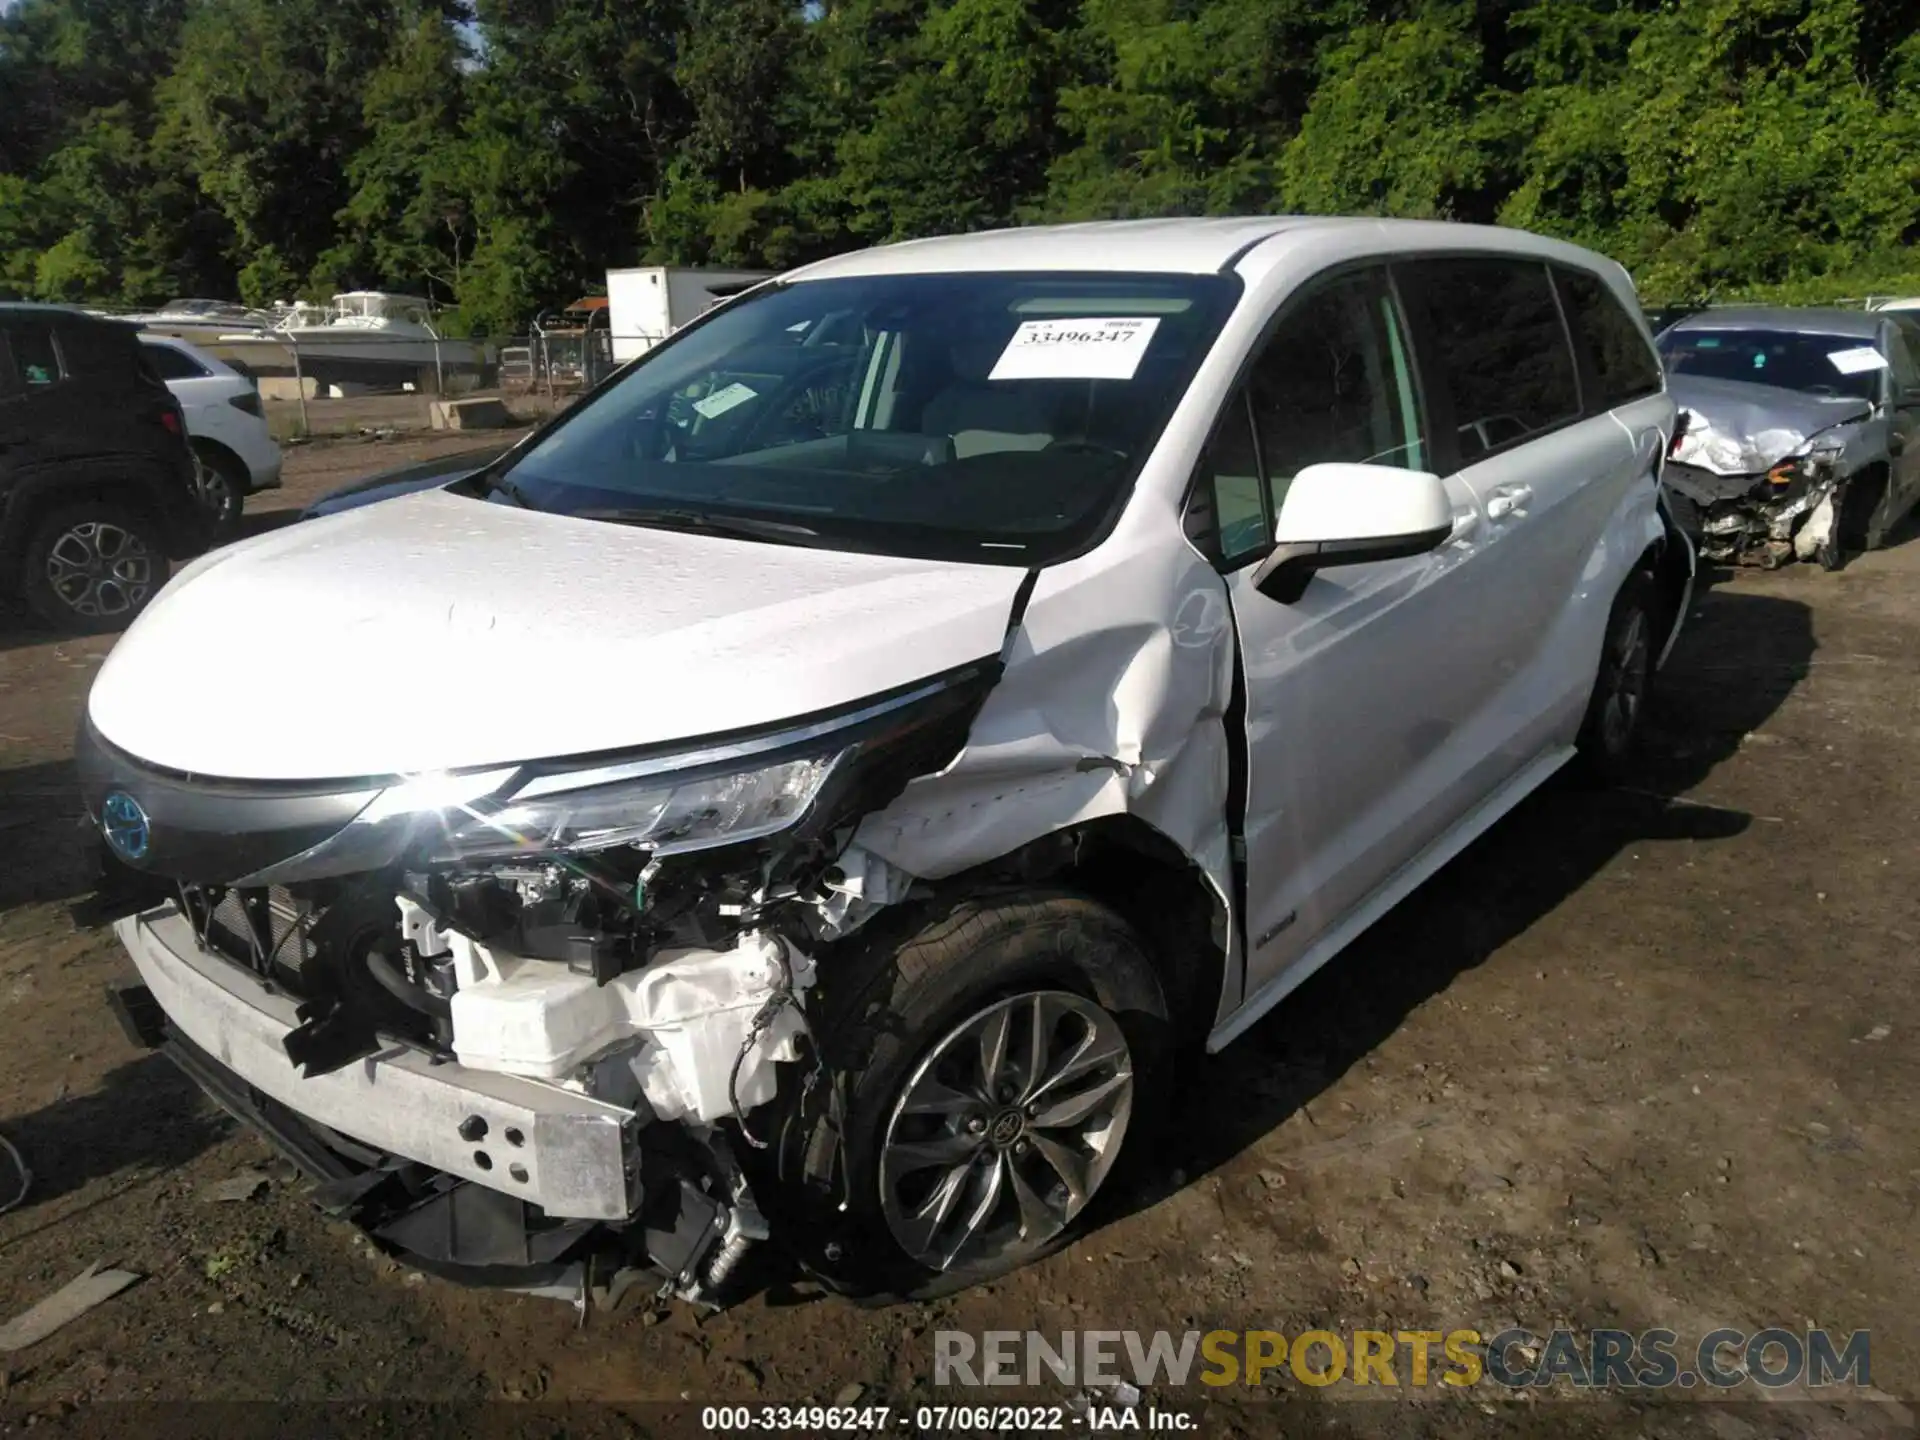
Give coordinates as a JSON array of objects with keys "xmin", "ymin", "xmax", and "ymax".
[
  {"xmin": 0, "ymin": 600, "xmax": 71, "ymax": 655},
  {"xmin": 0, "ymin": 759, "xmax": 95, "ymax": 911},
  {"xmin": 0, "ymin": 1054, "xmax": 230, "ymax": 1225},
  {"xmin": 1095, "ymin": 582, "xmax": 1817, "ymax": 1226},
  {"xmin": 234, "ymin": 508, "xmax": 302, "ymax": 543}
]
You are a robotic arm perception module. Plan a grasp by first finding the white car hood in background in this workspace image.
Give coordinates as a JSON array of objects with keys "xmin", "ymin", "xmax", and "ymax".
[{"xmin": 89, "ymin": 490, "xmax": 1025, "ymax": 780}]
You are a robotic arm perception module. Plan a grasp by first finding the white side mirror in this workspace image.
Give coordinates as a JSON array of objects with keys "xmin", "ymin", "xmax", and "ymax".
[{"xmin": 1255, "ymin": 462, "xmax": 1453, "ymax": 603}]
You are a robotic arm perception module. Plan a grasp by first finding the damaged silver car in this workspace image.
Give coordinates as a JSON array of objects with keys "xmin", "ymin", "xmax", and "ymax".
[
  {"xmin": 1657, "ymin": 307, "xmax": 1920, "ymax": 569},
  {"xmin": 84, "ymin": 219, "xmax": 1692, "ymax": 1308}
]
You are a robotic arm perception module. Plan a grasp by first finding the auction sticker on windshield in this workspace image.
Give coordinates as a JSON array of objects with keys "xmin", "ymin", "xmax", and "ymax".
[
  {"xmin": 1827, "ymin": 347, "xmax": 1888, "ymax": 375},
  {"xmin": 990, "ymin": 317, "xmax": 1161, "ymax": 381},
  {"xmin": 693, "ymin": 381, "xmax": 760, "ymax": 419}
]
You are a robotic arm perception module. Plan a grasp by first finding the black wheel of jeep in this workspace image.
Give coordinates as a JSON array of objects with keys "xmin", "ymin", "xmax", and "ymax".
[
  {"xmin": 19, "ymin": 502, "xmax": 166, "ymax": 633},
  {"xmin": 761, "ymin": 891, "xmax": 1170, "ymax": 1301},
  {"xmin": 191, "ymin": 443, "xmax": 247, "ymax": 535},
  {"xmin": 1575, "ymin": 568, "xmax": 1656, "ymax": 782}
]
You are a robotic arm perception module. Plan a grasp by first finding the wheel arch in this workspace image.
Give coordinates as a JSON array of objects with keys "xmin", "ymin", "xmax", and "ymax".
[
  {"xmin": 1647, "ymin": 490, "xmax": 1696, "ymax": 670},
  {"xmin": 189, "ymin": 434, "xmax": 250, "ymax": 487},
  {"xmin": 928, "ymin": 814, "xmax": 1230, "ymax": 1047},
  {"xmin": 1843, "ymin": 459, "xmax": 1892, "ymax": 550},
  {"xmin": 1, "ymin": 473, "xmax": 168, "ymax": 574}
]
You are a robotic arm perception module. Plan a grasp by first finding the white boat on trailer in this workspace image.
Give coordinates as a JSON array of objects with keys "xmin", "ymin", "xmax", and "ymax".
[{"xmin": 207, "ymin": 292, "xmax": 492, "ymax": 393}]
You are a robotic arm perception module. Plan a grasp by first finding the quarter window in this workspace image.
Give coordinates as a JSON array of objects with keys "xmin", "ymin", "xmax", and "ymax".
[
  {"xmin": 141, "ymin": 341, "xmax": 209, "ymax": 381},
  {"xmin": 1406, "ymin": 258, "xmax": 1580, "ymax": 464},
  {"xmin": 1558, "ymin": 268, "xmax": 1663, "ymax": 409},
  {"xmin": 1187, "ymin": 392, "xmax": 1266, "ymax": 564}
]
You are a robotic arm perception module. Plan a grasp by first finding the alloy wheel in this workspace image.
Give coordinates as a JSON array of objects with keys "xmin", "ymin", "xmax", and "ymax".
[
  {"xmin": 878, "ymin": 990, "xmax": 1134, "ymax": 1273},
  {"xmin": 44, "ymin": 520, "xmax": 155, "ymax": 619},
  {"xmin": 194, "ymin": 452, "xmax": 241, "ymax": 528}
]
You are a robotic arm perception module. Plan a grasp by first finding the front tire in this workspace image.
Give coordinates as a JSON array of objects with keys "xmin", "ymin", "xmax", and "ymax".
[
  {"xmin": 761, "ymin": 890, "xmax": 1170, "ymax": 1301},
  {"xmin": 19, "ymin": 502, "xmax": 166, "ymax": 633}
]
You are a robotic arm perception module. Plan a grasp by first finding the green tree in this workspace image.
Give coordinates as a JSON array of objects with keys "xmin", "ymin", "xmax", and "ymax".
[
  {"xmin": 1281, "ymin": 5, "xmax": 1494, "ymax": 221},
  {"xmin": 6, "ymin": 0, "xmax": 1920, "ymax": 320},
  {"xmin": 157, "ymin": 0, "xmax": 392, "ymax": 303},
  {"xmin": 323, "ymin": 9, "xmax": 473, "ymax": 301},
  {"xmin": 675, "ymin": 0, "xmax": 799, "ymax": 195}
]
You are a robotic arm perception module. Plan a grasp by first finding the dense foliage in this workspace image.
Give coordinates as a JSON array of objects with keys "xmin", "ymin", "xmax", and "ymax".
[{"xmin": 3, "ymin": 0, "xmax": 1917, "ymax": 332}]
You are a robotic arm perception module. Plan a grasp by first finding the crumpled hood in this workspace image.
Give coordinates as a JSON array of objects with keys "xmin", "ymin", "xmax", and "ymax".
[
  {"xmin": 1668, "ymin": 374, "xmax": 1871, "ymax": 476},
  {"xmin": 88, "ymin": 489, "xmax": 1025, "ymax": 780}
]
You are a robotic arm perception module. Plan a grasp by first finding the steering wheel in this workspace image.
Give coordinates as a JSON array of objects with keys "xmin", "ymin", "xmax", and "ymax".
[{"xmin": 1045, "ymin": 438, "xmax": 1129, "ymax": 462}]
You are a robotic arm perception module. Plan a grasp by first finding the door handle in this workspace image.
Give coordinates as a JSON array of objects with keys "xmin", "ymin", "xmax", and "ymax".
[{"xmin": 1485, "ymin": 483, "xmax": 1533, "ymax": 520}]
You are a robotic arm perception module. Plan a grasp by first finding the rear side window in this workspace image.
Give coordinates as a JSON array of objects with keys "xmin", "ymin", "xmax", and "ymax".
[
  {"xmin": 11, "ymin": 324, "xmax": 62, "ymax": 387},
  {"xmin": 142, "ymin": 341, "xmax": 209, "ymax": 381},
  {"xmin": 1404, "ymin": 258, "xmax": 1580, "ymax": 465},
  {"xmin": 56, "ymin": 323, "xmax": 146, "ymax": 385},
  {"xmin": 1558, "ymin": 268, "xmax": 1663, "ymax": 409}
]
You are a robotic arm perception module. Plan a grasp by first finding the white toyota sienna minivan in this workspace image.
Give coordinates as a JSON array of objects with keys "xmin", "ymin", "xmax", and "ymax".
[{"xmin": 83, "ymin": 218, "xmax": 1693, "ymax": 1304}]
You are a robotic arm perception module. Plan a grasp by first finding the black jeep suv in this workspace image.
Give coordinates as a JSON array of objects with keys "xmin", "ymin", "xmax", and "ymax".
[{"xmin": 0, "ymin": 304, "xmax": 207, "ymax": 633}]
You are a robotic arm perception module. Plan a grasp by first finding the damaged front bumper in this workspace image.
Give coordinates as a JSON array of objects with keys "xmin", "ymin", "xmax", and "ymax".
[
  {"xmin": 121, "ymin": 904, "xmax": 641, "ymax": 1221},
  {"xmin": 1665, "ymin": 451, "xmax": 1847, "ymax": 571},
  {"xmin": 112, "ymin": 901, "xmax": 761, "ymax": 1300}
]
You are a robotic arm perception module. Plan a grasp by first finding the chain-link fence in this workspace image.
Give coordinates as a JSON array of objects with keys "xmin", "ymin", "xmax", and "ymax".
[{"xmin": 122, "ymin": 319, "xmax": 680, "ymax": 438}]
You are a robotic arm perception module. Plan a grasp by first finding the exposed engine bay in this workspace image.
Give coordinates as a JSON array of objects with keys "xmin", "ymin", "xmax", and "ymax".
[
  {"xmin": 1663, "ymin": 451, "xmax": 1846, "ymax": 570},
  {"xmin": 1663, "ymin": 374, "xmax": 1875, "ymax": 570},
  {"xmin": 84, "ymin": 663, "xmax": 989, "ymax": 1307}
]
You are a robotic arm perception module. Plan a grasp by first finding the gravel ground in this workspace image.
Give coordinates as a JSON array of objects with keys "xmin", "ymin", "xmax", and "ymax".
[{"xmin": 0, "ymin": 437, "xmax": 1914, "ymax": 1438}]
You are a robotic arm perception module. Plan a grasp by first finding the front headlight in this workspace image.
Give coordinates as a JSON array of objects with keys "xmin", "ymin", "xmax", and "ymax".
[
  {"xmin": 231, "ymin": 665, "xmax": 994, "ymax": 887},
  {"xmin": 422, "ymin": 753, "xmax": 842, "ymax": 864},
  {"xmin": 1768, "ymin": 439, "xmax": 1845, "ymax": 489},
  {"xmin": 1804, "ymin": 438, "xmax": 1845, "ymax": 471}
]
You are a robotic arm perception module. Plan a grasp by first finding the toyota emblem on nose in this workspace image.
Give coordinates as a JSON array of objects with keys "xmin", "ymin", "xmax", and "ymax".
[{"xmin": 101, "ymin": 791, "xmax": 151, "ymax": 863}]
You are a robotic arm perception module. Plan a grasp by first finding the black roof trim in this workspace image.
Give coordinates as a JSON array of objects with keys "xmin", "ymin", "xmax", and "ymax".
[{"xmin": 1216, "ymin": 223, "xmax": 1297, "ymax": 275}]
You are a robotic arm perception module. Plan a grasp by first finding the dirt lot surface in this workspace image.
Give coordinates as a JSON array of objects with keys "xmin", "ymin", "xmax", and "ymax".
[{"xmin": 0, "ymin": 438, "xmax": 1914, "ymax": 1437}]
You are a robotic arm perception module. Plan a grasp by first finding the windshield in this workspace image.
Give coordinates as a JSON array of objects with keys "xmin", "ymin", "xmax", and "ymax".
[
  {"xmin": 1659, "ymin": 328, "xmax": 1887, "ymax": 404},
  {"xmin": 489, "ymin": 270, "xmax": 1241, "ymax": 564}
]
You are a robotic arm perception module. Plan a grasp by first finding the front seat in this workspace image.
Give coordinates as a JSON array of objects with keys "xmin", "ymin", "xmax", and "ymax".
[{"xmin": 920, "ymin": 331, "xmax": 1058, "ymax": 458}]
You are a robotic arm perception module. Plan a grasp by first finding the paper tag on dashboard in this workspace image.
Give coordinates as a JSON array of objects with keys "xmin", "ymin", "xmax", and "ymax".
[
  {"xmin": 1827, "ymin": 347, "xmax": 1887, "ymax": 375},
  {"xmin": 989, "ymin": 317, "xmax": 1162, "ymax": 382},
  {"xmin": 693, "ymin": 381, "xmax": 759, "ymax": 419}
]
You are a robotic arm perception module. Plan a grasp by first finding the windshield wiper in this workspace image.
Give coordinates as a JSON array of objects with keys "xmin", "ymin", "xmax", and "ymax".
[
  {"xmin": 572, "ymin": 507, "xmax": 820, "ymax": 544},
  {"xmin": 475, "ymin": 469, "xmax": 532, "ymax": 507}
]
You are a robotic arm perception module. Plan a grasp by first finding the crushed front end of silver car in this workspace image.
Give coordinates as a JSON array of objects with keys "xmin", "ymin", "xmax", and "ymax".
[
  {"xmin": 1663, "ymin": 375, "xmax": 1874, "ymax": 570},
  {"xmin": 80, "ymin": 665, "xmax": 995, "ymax": 1307}
]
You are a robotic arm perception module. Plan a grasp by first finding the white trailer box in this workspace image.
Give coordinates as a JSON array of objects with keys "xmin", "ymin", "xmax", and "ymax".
[{"xmin": 605, "ymin": 268, "xmax": 776, "ymax": 363}]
